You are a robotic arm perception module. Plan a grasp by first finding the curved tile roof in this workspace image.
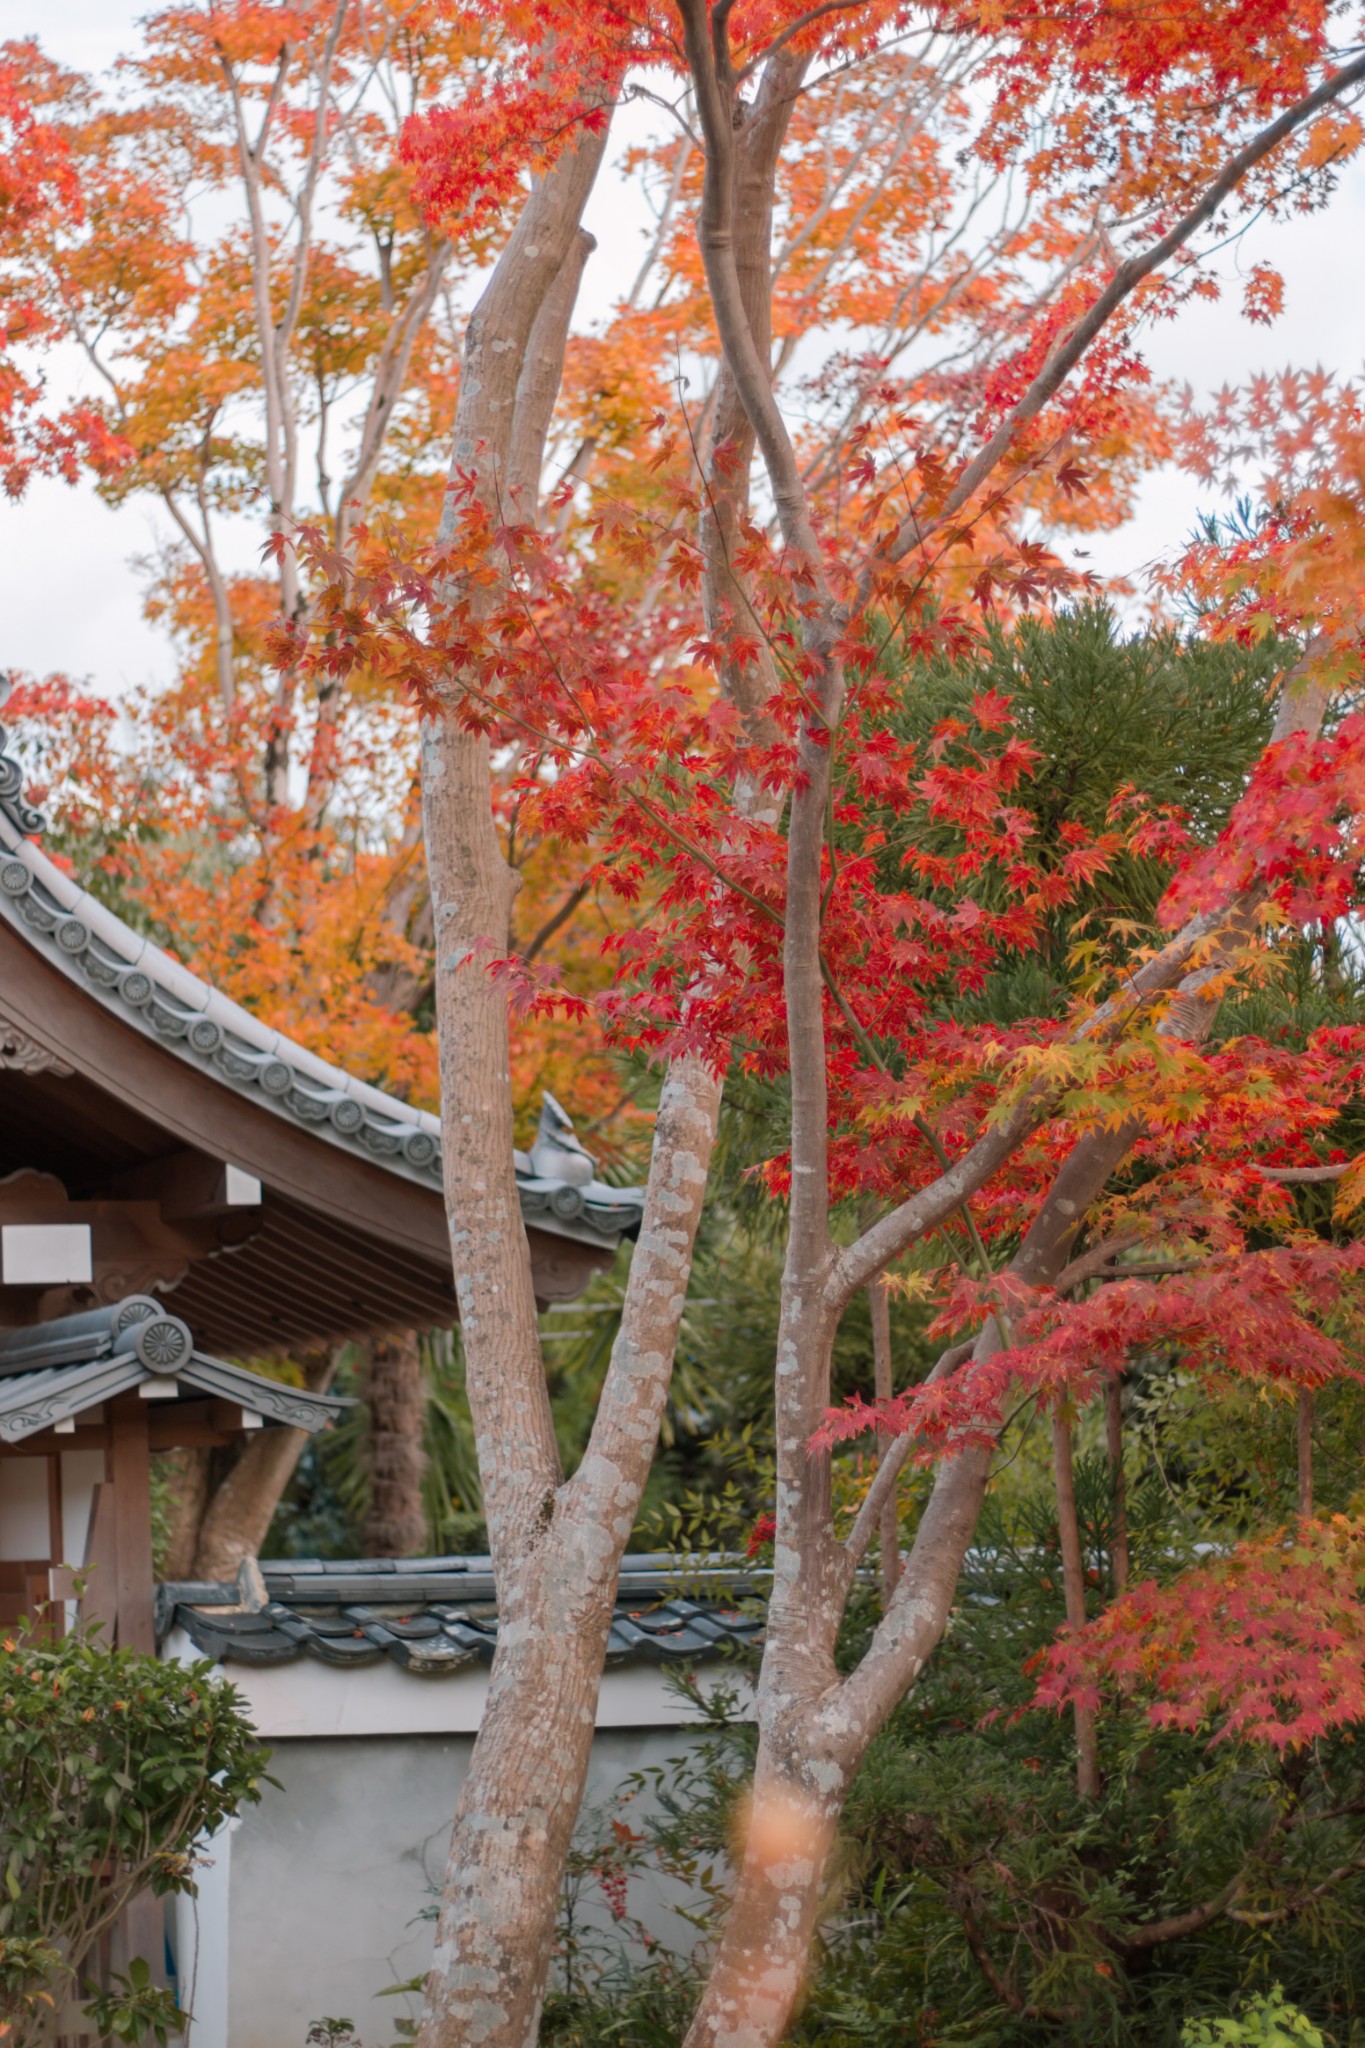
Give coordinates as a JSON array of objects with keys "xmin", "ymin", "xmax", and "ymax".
[
  {"xmin": 159, "ymin": 1554, "xmax": 764, "ymax": 1676},
  {"xmin": 0, "ymin": 684, "xmax": 643, "ymax": 1251},
  {"xmin": 0, "ymin": 1294, "xmax": 349, "ymax": 1441}
]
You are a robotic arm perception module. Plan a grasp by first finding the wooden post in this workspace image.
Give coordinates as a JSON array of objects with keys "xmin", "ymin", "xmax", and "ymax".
[
  {"xmin": 44, "ymin": 1450, "xmax": 65, "ymax": 1640},
  {"xmin": 80, "ymin": 1480, "xmax": 119, "ymax": 1640},
  {"xmin": 105, "ymin": 1404, "xmax": 166, "ymax": 1985},
  {"xmin": 109, "ymin": 1397, "xmax": 156, "ymax": 1653}
]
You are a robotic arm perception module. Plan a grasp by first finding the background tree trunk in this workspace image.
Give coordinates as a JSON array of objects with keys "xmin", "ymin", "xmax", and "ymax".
[
  {"xmin": 1052, "ymin": 1405, "xmax": 1100, "ymax": 1799},
  {"xmin": 158, "ymin": 1446, "xmax": 211, "ymax": 1580},
  {"xmin": 1298, "ymin": 1388, "xmax": 1315, "ymax": 1519},
  {"xmin": 159, "ymin": 1345, "xmax": 342, "ymax": 1580},
  {"xmin": 1106, "ymin": 1374, "xmax": 1130, "ymax": 1594},
  {"xmin": 364, "ymin": 1330, "xmax": 428, "ymax": 1558},
  {"xmin": 868, "ymin": 1277, "xmax": 901, "ymax": 1605}
]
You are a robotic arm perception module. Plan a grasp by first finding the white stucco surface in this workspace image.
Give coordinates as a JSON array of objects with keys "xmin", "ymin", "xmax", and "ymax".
[
  {"xmin": 162, "ymin": 1635, "xmax": 739, "ymax": 2048},
  {"xmin": 183, "ymin": 1729, "xmax": 707, "ymax": 2048},
  {"xmin": 166, "ymin": 1630, "xmax": 712, "ymax": 1735},
  {"xmin": 0, "ymin": 1456, "xmax": 47, "ymax": 1558}
]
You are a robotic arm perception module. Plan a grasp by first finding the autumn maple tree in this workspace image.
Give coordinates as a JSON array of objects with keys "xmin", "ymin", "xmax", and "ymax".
[
  {"xmin": 10, "ymin": 0, "xmax": 1365, "ymax": 2042},
  {"xmin": 368, "ymin": 4, "xmax": 1365, "ymax": 2031},
  {"xmin": 179, "ymin": 1, "xmax": 1365, "ymax": 2043},
  {"xmin": 0, "ymin": 2, "xmax": 643, "ymax": 1573}
]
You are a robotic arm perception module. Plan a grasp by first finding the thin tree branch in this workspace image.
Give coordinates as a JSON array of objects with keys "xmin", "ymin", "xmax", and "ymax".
[{"xmin": 882, "ymin": 48, "xmax": 1365, "ymax": 567}]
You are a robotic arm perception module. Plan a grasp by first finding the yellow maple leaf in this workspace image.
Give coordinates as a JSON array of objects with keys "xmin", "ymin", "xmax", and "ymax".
[{"xmin": 1333, "ymin": 1154, "xmax": 1365, "ymax": 1225}]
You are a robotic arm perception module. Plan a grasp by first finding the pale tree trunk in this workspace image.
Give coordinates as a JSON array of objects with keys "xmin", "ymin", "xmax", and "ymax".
[
  {"xmin": 171, "ymin": 1346, "xmax": 340, "ymax": 1580},
  {"xmin": 164, "ymin": 1330, "xmax": 420, "ymax": 1580},
  {"xmin": 680, "ymin": 665, "xmax": 1334, "ymax": 2048},
  {"xmin": 414, "ymin": 49, "xmax": 805, "ymax": 2048},
  {"xmin": 671, "ymin": 11, "xmax": 1348, "ymax": 2038},
  {"xmin": 868, "ymin": 1277, "xmax": 900, "ymax": 1604},
  {"xmin": 192, "ymin": 1428, "xmax": 314, "ymax": 1580},
  {"xmin": 505, "ymin": 228, "xmax": 597, "ymax": 515},
  {"xmin": 364, "ymin": 1330, "xmax": 428, "ymax": 1558}
]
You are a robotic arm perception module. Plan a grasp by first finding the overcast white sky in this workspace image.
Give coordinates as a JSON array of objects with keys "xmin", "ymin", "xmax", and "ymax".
[{"xmin": 3, "ymin": 0, "xmax": 1364, "ymax": 701}]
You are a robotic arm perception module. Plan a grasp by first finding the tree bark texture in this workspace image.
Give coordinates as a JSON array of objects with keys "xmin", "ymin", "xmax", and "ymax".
[
  {"xmin": 416, "ymin": 46, "xmax": 807, "ymax": 2048},
  {"xmin": 192, "ymin": 1355, "xmax": 339, "ymax": 1581},
  {"xmin": 364, "ymin": 1329, "xmax": 428, "ymax": 1558},
  {"xmin": 161, "ymin": 1347, "xmax": 341, "ymax": 1581},
  {"xmin": 415, "ymin": 87, "xmax": 741, "ymax": 2046},
  {"xmin": 158, "ymin": 1445, "xmax": 211, "ymax": 1582}
]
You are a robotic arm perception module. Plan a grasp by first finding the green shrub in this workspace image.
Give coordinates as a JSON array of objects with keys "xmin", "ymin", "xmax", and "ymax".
[
  {"xmin": 0, "ymin": 1623, "xmax": 269, "ymax": 2047},
  {"xmin": 1182, "ymin": 1986, "xmax": 1331, "ymax": 2046}
]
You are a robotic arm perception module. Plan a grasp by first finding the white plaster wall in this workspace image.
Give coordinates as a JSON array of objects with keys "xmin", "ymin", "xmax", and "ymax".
[
  {"xmin": 0, "ymin": 1458, "xmax": 47, "ymax": 1558},
  {"xmin": 175, "ymin": 1820, "xmax": 236, "ymax": 2048},
  {"xmin": 60, "ymin": 1449, "xmax": 104, "ymax": 1564},
  {"xmin": 186, "ymin": 1639, "xmax": 713, "ymax": 1737},
  {"xmin": 218, "ymin": 1729, "xmax": 709, "ymax": 2048}
]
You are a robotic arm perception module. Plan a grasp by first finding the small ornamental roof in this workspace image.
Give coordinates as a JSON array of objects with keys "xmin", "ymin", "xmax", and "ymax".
[
  {"xmin": 159, "ymin": 1553, "xmax": 764, "ymax": 1676},
  {"xmin": 0, "ymin": 1295, "xmax": 348, "ymax": 1442}
]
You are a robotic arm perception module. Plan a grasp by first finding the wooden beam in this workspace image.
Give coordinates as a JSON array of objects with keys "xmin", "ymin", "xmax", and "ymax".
[
  {"xmin": 0, "ymin": 1403, "xmax": 253, "ymax": 1456},
  {"xmin": 113, "ymin": 1148, "xmax": 263, "ymax": 1223},
  {"xmin": 149, "ymin": 1409, "xmax": 237, "ymax": 1458},
  {"xmin": 109, "ymin": 1397, "xmax": 155, "ymax": 1654},
  {"xmin": 0, "ymin": 1425, "xmax": 110, "ymax": 1456},
  {"xmin": 0, "ymin": 928, "xmax": 452, "ymax": 1262}
]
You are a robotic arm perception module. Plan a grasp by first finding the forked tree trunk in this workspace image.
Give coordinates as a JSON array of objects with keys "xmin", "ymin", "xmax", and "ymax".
[
  {"xmin": 680, "ymin": 672, "xmax": 1333, "ymax": 2048},
  {"xmin": 670, "ymin": 7, "xmax": 1347, "ymax": 2033},
  {"xmin": 416, "ymin": 49, "xmax": 801, "ymax": 2048},
  {"xmin": 413, "ymin": 89, "xmax": 727, "ymax": 2042}
]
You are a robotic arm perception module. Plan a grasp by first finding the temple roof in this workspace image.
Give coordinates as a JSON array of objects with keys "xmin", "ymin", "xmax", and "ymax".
[
  {"xmin": 0, "ymin": 686, "xmax": 644, "ymax": 1349},
  {"xmin": 158, "ymin": 1553, "xmax": 764, "ymax": 1676},
  {"xmin": 0, "ymin": 1295, "xmax": 348, "ymax": 1442}
]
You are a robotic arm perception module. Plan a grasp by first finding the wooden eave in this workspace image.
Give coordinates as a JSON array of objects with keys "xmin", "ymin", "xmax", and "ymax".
[{"xmin": 0, "ymin": 713, "xmax": 641, "ymax": 1351}]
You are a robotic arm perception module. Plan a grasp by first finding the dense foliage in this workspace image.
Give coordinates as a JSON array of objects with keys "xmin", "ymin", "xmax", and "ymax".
[
  {"xmin": 545, "ymin": 1381, "xmax": 1365, "ymax": 2044},
  {"xmin": 7, "ymin": 2, "xmax": 1365, "ymax": 2040},
  {"xmin": 0, "ymin": 1625, "xmax": 268, "ymax": 2048}
]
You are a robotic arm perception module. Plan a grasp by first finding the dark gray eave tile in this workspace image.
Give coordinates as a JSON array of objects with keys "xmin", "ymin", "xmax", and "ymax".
[
  {"xmin": 0, "ymin": 1313, "xmax": 350, "ymax": 1443},
  {"xmin": 0, "ymin": 696, "xmax": 644, "ymax": 1255},
  {"xmin": 164, "ymin": 1555, "xmax": 764, "ymax": 1677}
]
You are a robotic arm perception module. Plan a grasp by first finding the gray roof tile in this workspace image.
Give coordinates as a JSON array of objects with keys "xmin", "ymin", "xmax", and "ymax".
[
  {"xmin": 163, "ymin": 1554, "xmax": 764, "ymax": 1675},
  {"xmin": 0, "ymin": 688, "xmax": 645, "ymax": 1254}
]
